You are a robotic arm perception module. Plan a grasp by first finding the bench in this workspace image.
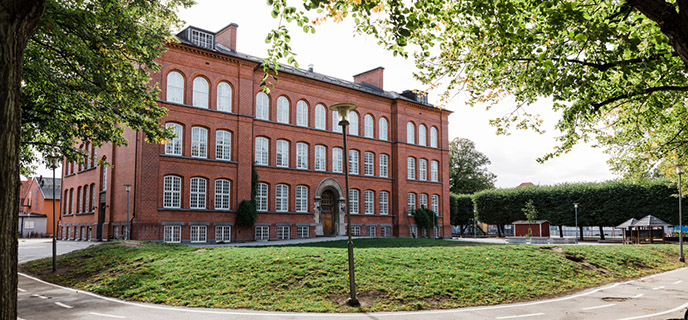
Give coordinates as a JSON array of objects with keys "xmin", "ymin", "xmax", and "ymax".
[
  {"xmin": 530, "ymin": 237, "xmax": 550, "ymax": 244},
  {"xmin": 507, "ymin": 237, "xmax": 527, "ymax": 244}
]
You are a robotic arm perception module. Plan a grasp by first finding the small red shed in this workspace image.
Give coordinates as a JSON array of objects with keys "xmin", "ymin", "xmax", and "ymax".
[{"xmin": 512, "ymin": 220, "xmax": 550, "ymax": 237}]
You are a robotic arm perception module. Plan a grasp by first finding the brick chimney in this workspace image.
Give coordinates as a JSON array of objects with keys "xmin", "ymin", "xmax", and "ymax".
[
  {"xmin": 215, "ymin": 23, "xmax": 238, "ymax": 51},
  {"xmin": 353, "ymin": 67, "xmax": 384, "ymax": 90}
]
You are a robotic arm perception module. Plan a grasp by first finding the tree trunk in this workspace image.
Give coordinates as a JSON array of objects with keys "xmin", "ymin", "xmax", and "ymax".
[
  {"xmin": 0, "ymin": 1, "xmax": 45, "ymax": 319},
  {"xmin": 496, "ymin": 224, "xmax": 502, "ymax": 237},
  {"xmin": 558, "ymin": 225, "xmax": 564, "ymax": 238},
  {"xmin": 598, "ymin": 225, "xmax": 606, "ymax": 240},
  {"xmin": 579, "ymin": 226, "xmax": 585, "ymax": 241}
]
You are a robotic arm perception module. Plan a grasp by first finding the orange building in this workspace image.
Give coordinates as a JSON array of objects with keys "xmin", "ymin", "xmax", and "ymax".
[{"xmin": 20, "ymin": 177, "xmax": 61, "ymax": 236}]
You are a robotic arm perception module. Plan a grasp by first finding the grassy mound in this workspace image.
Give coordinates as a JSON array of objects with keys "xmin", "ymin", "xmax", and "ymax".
[{"xmin": 20, "ymin": 238, "xmax": 683, "ymax": 312}]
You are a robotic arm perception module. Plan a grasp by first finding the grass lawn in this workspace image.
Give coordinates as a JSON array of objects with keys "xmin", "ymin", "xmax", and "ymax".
[{"xmin": 20, "ymin": 238, "xmax": 683, "ymax": 312}]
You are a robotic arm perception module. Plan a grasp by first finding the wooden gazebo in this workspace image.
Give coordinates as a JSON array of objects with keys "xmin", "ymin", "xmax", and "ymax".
[
  {"xmin": 616, "ymin": 218, "xmax": 638, "ymax": 244},
  {"xmin": 617, "ymin": 215, "xmax": 671, "ymax": 244}
]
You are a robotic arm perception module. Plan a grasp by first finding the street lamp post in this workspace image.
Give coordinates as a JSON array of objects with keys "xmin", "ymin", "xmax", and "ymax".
[
  {"xmin": 329, "ymin": 103, "xmax": 360, "ymax": 307},
  {"xmin": 125, "ymin": 184, "xmax": 132, "ymax": 240},
  {"xmin": 677, "ymin": 167, "xmax": 684, "ymax": 263},
  {"xmin": 573, "ymin": 203, "xmax": 579, "ymax": 242},
  {"xmin": 46, "ymin": 154, "xmax": 60, "ymax": 273}
]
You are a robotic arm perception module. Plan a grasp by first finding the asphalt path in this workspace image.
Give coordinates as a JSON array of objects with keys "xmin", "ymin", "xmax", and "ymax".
[{"xmin": 16, "ymin": 239, "xmax": 688, "ymax": 320}]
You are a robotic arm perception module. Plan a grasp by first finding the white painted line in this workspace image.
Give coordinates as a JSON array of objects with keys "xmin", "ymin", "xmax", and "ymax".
[
  {"xmin": 89, "ymin": 312, "xmax": 126, "ymax": 319},
  {"xmin": 31, "ymin": 294, "xmax": 48, "ymax": 299},
  {"xmin": 54, "ymin": 302, "xmax": 73, "ymax": 309},
  {"xmin": 617, "ymin": 302, "xmax": 688, "ymax": 320},
  {"xmin": 632, "ymin": 293, "xmax": 644, "ymax": 298},
  {"xmin": 582, "ymin": 303, "xmax": 615, "ymax": 310},
  {"xmin": 652, "ymin": 286, "xmax": 665, "ymax": 290},
  {"xmin": 673, "ymin": 280, "xmax": 682, "ymax": 285},
  {"xmin": 496, "ymin": 313, "xmax": 545, "ymax": 319},
  {"xmin": 17, "ymin": 288, "xmax": 26, "ymax": 292},
  {"xmin": 18, "ymin": 317, "xmax": 27, "ymax": 320}
]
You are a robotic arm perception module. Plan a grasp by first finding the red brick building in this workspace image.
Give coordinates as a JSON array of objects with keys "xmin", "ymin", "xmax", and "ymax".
[{"xmin": 59, "ymin": 23, "xmax": 451, "ymax": 243}]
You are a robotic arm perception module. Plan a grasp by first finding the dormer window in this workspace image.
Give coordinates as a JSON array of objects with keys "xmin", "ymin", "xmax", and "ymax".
[{"xmin": 189, "ymin": 29, "xmax": 214, "ymax": 49}]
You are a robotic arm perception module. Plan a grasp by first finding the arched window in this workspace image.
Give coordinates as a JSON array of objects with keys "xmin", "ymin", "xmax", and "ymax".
[
  {"xmin": 430, "ymin": 127, "xmax": 438, "ymax": 148},
  {"xmin": 407, "ymin": 193, "xmax": 416, "ymax": 211},
  {"xmin": 166, "ymin": 71, "xmax": 184, "ymax": 103},
  {"xmin": 83, "ymin": 185, "xmax": 89, "ymax": 213},
  {"xmin": 364, "ymin": 190, "xmax": 374, "ymax": 214},
  {"xmin": 276, "ymin": 96, "xmax": 290, "ymax": 124},
  {"xmin": 256, "ymin": 182, "xmax": 268, "ymax": 211},
  {"xmin": 256, "ymin": 92, "xmax": 269, "ymax": 120},
  {"xmin": 276, "ymin": 139, "xmax": 289, "ymax": 167},
  {"xmin": 296, "ymin": 100, "xmax": 308, "ymax": 127},
  {"xmin": 332, "ymin": 110, "xmax": 342, "ymax": 133},
  {"xmin": 349, "ymin": 189, "xmax": 359, "ymax": 214},
  {"xmin": 215, "ymin": 179, "xmax": 231, "ymax": 210},
  {"xmin": 332, "ymin": 147, "xmax": 342, "ymax": 173},
  {"xmin": 255, "ymin": 137, "xmax": 269, "ymax": 165},
  {"xmin": 192, "ymin": 77, "xmax": 209, "ymax": 108},
  {"xmin": 379, "ymin": 191, "xmax": 389, "ymax": 215},
  {"xmin": 419, "ymin": 159, "xmax": 427, "ymax": 181},
  {"xmin": 418, "ymin": 124, "xmax": 427, "ymax": 146},
  {"xmin": 315, "ymin": 104, "xmax": 326, "ymax": 130},
  {"xmin": 217, "ymin": 82, "xmax": 232, "ymax": 112},
  {"xmin": 216, "ymin": 130, "xmax": 232, "ymax": 160},
  {"xmin": 407, "ymin": 157, "xmax": 416, "ymax": 179},
  {"xmin": 275, "ymin": 184, "xmax": 289, "ymax": 212},
  {"xmin": 163, "ymin": 175, "xmax": 181, "ymax": 208},
  {"xmin": 191, "ymin": 126, "xmax": 207, "ymax": 158},
  {"xmin": 90, "ymin": 183, "xmax": 95, "ymax": 211},
  {"xmin": 364, "ymin": 114, "xmax": 374, "ymax": 138},
  {"xmin": 379, "ymin": 154, "xmax": 389, "ymax": 177},
  {"xmin": 76, "ymin": 186, "xmax": 82, "ymax": 213},
  {"xmin": 364, "ymin": 152, "xmax": 374, "ymax": 176},
  {"xmin": 295, "ymin": 185, "xmax": 308, "ymax": 212},
  {"xmin": 349, "ymin": 150, "xmax": 359, "ymax": 174},
  {"xmin": 315, "ymin": 145, "xmax": 326, "ymax": 171},
  {"xmin": 296, "ymin": 142, "xmax": 308, "ymax": 169},
  {"xmin": 190, "ymin": 177, "xmax": 207, "ymax": 209},
  {"xmin": 431, "ymin": 160, "xmax": 439, "ymax": 182},
  {"xmin": 406, "ymin": 122, "xmax": 415, "ymax": 144},
  {"xmin": 379, "ymin": 118, "xmax": 388, "ymax": 140},
  {"xmin": 349, "ymin": 112, "xmax": 359, "ymax": 136}
]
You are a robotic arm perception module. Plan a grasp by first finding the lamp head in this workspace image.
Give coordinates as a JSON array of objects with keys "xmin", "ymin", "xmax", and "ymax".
[
  {"xmin": 125, "ymin": 184, "xmax": 132, "ymax": 192},
  {"xmin": 573, "ymin": 203, "xmax": 578, "ymax": 208},
  {"xmin": 677, "ymin": 165, "xmax": 683, "ymax": 175},
  {"xmin": 329, "ymin": 103, "xmax": 357, "ymax": 126}
]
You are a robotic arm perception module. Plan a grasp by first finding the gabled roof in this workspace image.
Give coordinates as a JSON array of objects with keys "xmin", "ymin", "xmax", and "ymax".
[{"xmin": 28, "ymin": 176, "xmax": 61, "ymax": 201}]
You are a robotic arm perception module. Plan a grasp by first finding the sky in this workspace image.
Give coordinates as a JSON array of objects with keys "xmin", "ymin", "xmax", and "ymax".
[{"xmin": 30, "ymin": 0, "xmax": 618, "ymax": 188}]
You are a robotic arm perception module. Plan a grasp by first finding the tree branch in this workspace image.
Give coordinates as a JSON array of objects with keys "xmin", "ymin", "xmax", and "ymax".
[
  {"xmin": 514, "ymin": 54, "xmax": 668, "ymax": 71},
  {"xmin": 592, "ymin": 85, "xmax": 688, "ymax": 111}
]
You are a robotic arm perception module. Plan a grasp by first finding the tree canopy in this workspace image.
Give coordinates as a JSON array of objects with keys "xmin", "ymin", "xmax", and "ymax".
[
  {"xmin": 448, "ymin": 137, "xmax": 496, "ymax": 194},
  {"xmin": 267, "ymin": 0, "xmax": 688, "ymax": 182}
]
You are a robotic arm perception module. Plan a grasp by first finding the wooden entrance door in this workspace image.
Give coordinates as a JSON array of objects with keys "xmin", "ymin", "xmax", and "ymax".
[{"xmin": 321, "ymin": 190, "xmax": 336, "ymax": 235}]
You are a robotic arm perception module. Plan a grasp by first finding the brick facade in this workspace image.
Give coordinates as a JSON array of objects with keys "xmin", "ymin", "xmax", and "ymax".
[{"xmin": 59, "ymin": 23, "xmax": 452, "ymax": 243}]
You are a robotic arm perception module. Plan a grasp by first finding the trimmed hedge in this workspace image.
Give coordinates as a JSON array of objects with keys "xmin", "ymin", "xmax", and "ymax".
[{"xmin": 450, "ymin": 193, "xmax": 474, "ymax": 225}]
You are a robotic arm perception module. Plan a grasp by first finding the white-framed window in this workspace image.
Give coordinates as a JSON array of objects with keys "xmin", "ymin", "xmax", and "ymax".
[
  {"xmin": 332, "ymin": 147, "xmax": 342, "ymax": 173},
  {"xmin": 296, "ymin": 185, "xmax": 308, "ymax": 212},
  {"xmin": 315, "ymin": 104, "xmax": 326, "ymax": 130},
  {"xmin": 349, "ymin": 150, "xmax": 359, "ymax": 175},
  {"xmin": 24, "ymin": 220, "xmax": 34, "ymax": 229},
  {"xmin": 255, "ymin": 137, "xmax": 269, "ymax": 165},
  {"xmin": 379, "ymin": 154, "xmax": 389, "ymax": 177},
  {"xmin": 379, "ymin": 191, "xmax": 389, "ymax": 215},
  {"xmin": 431, "ymin": 160, "xmax": 439, "ymax": 182},
  {"xmin": 379, "ymin": 117, "xmax": 388, "ymax": 140},
  {"xmin": 408, "ymin": 193, "xmax": 416, "ymax": 212},
  {"xmin": 216, "ymin": 225, "xmax": 231, "ymax": 243},
  {"xmin": 166, "ymin": 71, "xmax": 184, "ymax": 103},
  {"xmin": 216, "ymin": 130, "xmax": 232, "ymax": 161},
  {"xmin": 102, "ymin": 166, "xmax": 107, "ymax": 191},
  {"xmin": 419, "ymin": 159, "xmax": 427, "ymax": 181},
  {"xmin": 190, "ymin": 177, "xmax": 207, "ymax": 209},
  {"xmin": 420, "ymin": 193, "xmax": 428, "ymax": 209},
  {"xmin": 164, "ymin": 225, "xmax": 181, "ymax": 243},
  {"xmin": 217, "ymin": 82, "xmax": 232, "ymax": 112},
  {"xmin": 276, "ymin": 184, "xmax": 289, "ymax": 212},
  {"xmin": 190, "ymin": 225, "xmax": 207, "ymax": 243},
  {"xmin": 382, "ymin": 226, "xmax": 391, "ymax": 237},
  {"xmin": 364, "ymin": 152, "xmax": 374, "ymax": 176},
  {"xmin": 364, "ymin": 114, "xmax": 374, "ymax": 138},
  {"xmin": 332, "ymin": 110, "xmax": 342, "ymax": 133},
  {"xmin": 430, "ymin": 127, "xmax": 438, "ymax": 148},
  {"xmin": 410, "ymin": 225, "xmax": 418, "ymax": 237},
  {"xmin": 432, "ymin": 195, "xmax": 439, "ymax": 214},
  {"xmin": 256, "ymin": 92, "xmax": 269, "ymax": 120},
  {"xmin": 434, "ymin": 225, "xmax": 441, "ymax": 238},
  {"xmin": 297, "ymin": 226, "xmax": 309, "ymax": 238},
  {"xmin": 351, "ymin": 226, "xmax": 361, "ymax": 236},
  {"xmin": 349, "ymin": 189, "xmax": 359, "ymax": 214},
  {"xmin": 296, "ymin": 100, "xmax": 308, "ymax": 127},
  {"xmin": 214, "ymin": 179, "xmax": 231, "ymax": 210},
  {"xmin": 256, "ymin": 182, "xmax": 268, "ymax": 211},
  {"xmin": 83, "ymin": 185, "xmax": 90, "ymax": 213},
  {"xmin": 349, "ymin": 112, "xmax": 359, "ymax": 136},
  {"xmin": 165, "ymin": 123, "xmax": 183, "ymax": 155},
  {"xmin": 407, "ymin": 122, "xmax": 415, "ymax": 144},
  {"xmin": 367, "ymin": 225, "xmax": 376, "ymax": 237},
  {"xmin": 277, "ymin": 226, "xmax": 290, "ymax": 240},
  {"xmin": 296, "ymin": 142, "xmax": 308, "ymax": 169},
  {"xmin": 192, "ymin": 77, "xmax": 209, "ymax": 108},
  {"xmin": 407, "ymin": 157, "xmax": 416, "ymax": 180},
  {"xmin": 191, "ymin": 127, "xmax": 208, "ymax": 158},
  {"xmin": 315, "ymin": 145, "xmax": 326, "ymax": 171},
  {"xmin": 418, "ymin": 124, "xmax": 427, "ymax": 146},
  {"xmin": 163, "ymin": 175, "xmax": 181, "ymax": 208},
  {"xmin": 91, "ymin": 183, "xmax": 96, "ymax": 211},
  {"xmin": 276, "ymin": 139, "xmax": 289, "ymax": 167},
  {"xmin": 189, "ymin": 29, "xmax": 214, "ymax": 49},
  {"xmin": 364, "ymin": 190, "xmax": 374, "ymax": 214},
  {"xmin": 277, "ymin": 96, "xmax": 290, "ymax": 124},
  {"xmin": 256, "ymin": 226, "xmax": 269, "ymax": 240}
]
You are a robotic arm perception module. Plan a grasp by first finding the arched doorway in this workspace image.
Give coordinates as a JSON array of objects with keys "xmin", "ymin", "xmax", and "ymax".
[{"xmin": 321, "ymin": 190, "xmax": 336, "ymax": 236}]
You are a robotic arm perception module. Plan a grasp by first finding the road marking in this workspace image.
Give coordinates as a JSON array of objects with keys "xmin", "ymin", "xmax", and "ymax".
[
  {"xmin": 673, "ymin": 280, "xmax": 683, "ymax": 285},
  {"xmin": 31, "ymin": 294, "xmax": 48, "ymax": 299},
  {"xmin": 617, "ymin": 302, "xmax": 688, "ymax": 320},
  {"xmin": 18, "ymin": 317, "xmax": 27, "ymax": 320},
  {"xmin": 54, "ymin": 302, "xmax": 73, "ymax": 309},
  {"xmin": 632, "ymin": 293, "xmax": 644, "ymax": 298},
  {"xmin": 582, "ymin": 303, "xmax": 615, "ymax": 310},
  {"xmin": 17, "ymin": 288, "xmax": 26, "ymax": 292},
  {"xmin": 496, "ymin": 313, "xmax": 545, "ymax": 319},
  {"xmin": 89, "ymin": 312, "xmax": 126, "ymax": 319},
  {"xmin": 652, "ymin": 286, "xmax": 665, "ymax": 290}
]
